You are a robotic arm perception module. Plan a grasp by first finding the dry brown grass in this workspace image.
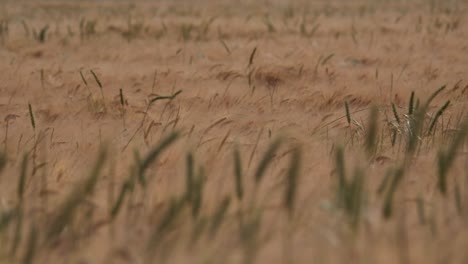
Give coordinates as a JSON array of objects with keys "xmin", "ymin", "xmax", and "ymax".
[{"xmin": 0, "ymin": 0, "xmax": 467, "ymax": 263}]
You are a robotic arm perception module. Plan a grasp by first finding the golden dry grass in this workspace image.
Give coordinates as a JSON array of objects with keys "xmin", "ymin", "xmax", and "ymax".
[{"xmin": 0, "ymin": 0, "xmax": 467, "ymax": 263}]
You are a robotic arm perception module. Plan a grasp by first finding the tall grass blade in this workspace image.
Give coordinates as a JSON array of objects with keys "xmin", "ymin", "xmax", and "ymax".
[
  {"xmin": 210, "ymin": 196, "xmax": 231, "ymax": 236},
  {"xmin": 111, "ymin": 177, "xmax": 135, "ymax": 219},
  {"xmin": 455, "ymin": 184, "xmax": 463, "ymax": 216},
  {"xmin": 150, "ymin": 90, "xmax": 182, "ymax": 103},
  {"xmin": 0, "ymin": 209, "xmax": 17, "ymax": 234},
  {"xmin": 335, "ymin": 146, "xmax": 347, "ymax": 206},
  {"xmin": 47, "ymin": 148, "xmax": 107, "ymax": 240},
  {"xmin": 365, "ymin": 106, "xmax": 379, "ymax": 157},
  {"xmin": 233, "ymin": 145, "xmax": 244, "ymax": 201},
  {"xmin": 285, "ymin": 146, "xmax": 301, "ymax": 217},
  {"xmin": 147, "ymin": 197, "xmax": 185, "ymax": 251},
  {"xmin": 90, "ymin": 70, "xmax": 102, "ymax": 89},
  {"xmin": 185, "ymin": 152, "xmax": 194, "ymax": 202},
  {"xmin": 17, "ymin": 154, "xmax": 29, "ymax": 203},
  {"xmin": 192, "ymin": 167, "xmax": 205, "ymax": 219},
  {"xmin": 437, "ymin": 122, "xmax": 467, "ymax": 195},
  {"xmin": 119, "ymin": 88, "xmax": 125, "ymax": 107},
  {"xmin": 248, "ymin": 47, "xmax": 257, "ymax": 67},
  {"xmin": 79, "ymin": 70, "xmax": 88, "ymax": 86},
  {"xmin": 428, "ymin": 100, "xmax": 450, "ymax": 135},
  {"xmin": 254, "ymin": 138, "xmax": 282, "ymax": 184},
  {"xmin": 0, "ymin": 152, "xmax": 6, "ymax": 174},
  {"xmin": 392, "ymin": 103, "xmax": 401, "ymax": 124},
  {"xmin": 321, "ymin": 53, "xmax": 334, "ymax": 66},
  {"xmin": 22, "ymin": 225, "xmax": 37, "ymax": 264},
  {"xmin": 408, "ymin": 91, "xmax": 415, "ymax": 115},
  {"xmin": 424, "ymin": 84, "xmax": 446, "ymax": 109},
  {"xmin": 345, "ymin": 101, "xmax": 351, "ymax": 126},
  {"xmin": 28, "ymin": 103, "xmax": 35, "ymax": 130},
  {"xmin": 416, "ymin": 195, "xmax": 426, "ymax": 225},
  {"xmin": 382, "ymin": 166, "xmax": 404, "ymax": 219},
  {"xmin": 138, "ymin": 132, "xmax": 179, "ymax": 186}
]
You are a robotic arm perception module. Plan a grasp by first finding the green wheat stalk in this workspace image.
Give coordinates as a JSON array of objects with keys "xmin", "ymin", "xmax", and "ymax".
[
  {"xmin": 28, "ymin": 103, "xmax": 35, "ymax": 130},
  {"xmin": 365, "ymin": 106, "xmax": 379, "ymax": 157},
  {"xmin": 234, "ymin": 145, "xmax": 244, "ymax": 201},
  {"xmin": 90, "ymin": 69, "xmax": 105, "ymax": 100},
  {"xmin": 392, "ymin": 103, "xmax": 401, "ymax": 124},
  {"xmin": 437, "ymin": 122, "xmax": 467, "ymax": 195},
  {"xmin": 22, "ymin": 225, "xmax": 38, "ymax": 264},
  {"xmin": 408, "ymin": 91, "xmax": 415, "ymax": 116},
  {"xmin": 284, "ymin": 146, "xmax": 301, "ymax": 217},
  {"xmin": 427, "ymin": 100, "xmax": 450, "ymax": 135},
  {"xmin": 47, "ymin": 147, "xmax": 107, "ymax": 240},
  {"xmin": 345, "ymin": 100, "xmax": 351, "ymax": 126},
  {"xmin": 138, "ymin": 132, "xmax": 180, "ymax": 186},
  {"xmin": 382, "ymin": 166, "xmax": 405, "ymax": 219},
  {"xmin": 210, "ymin": 196, "xmax": 231, "ymax": 237},
  {"xmin": 254, "ymin": 137, "xmax": 282, "ymax": 184},
  {"xmin": 248, "ymin": 47, "xmax": 257, "ymax": 67},
  {"xmin": 185, "ymin": 152, "xmax": 194, "ymax": 202}
]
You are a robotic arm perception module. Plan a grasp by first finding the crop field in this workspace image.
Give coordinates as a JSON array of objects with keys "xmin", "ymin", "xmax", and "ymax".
[{"xmin": 0, "ymin": 0, "xmax": 467, "ymax": 263}]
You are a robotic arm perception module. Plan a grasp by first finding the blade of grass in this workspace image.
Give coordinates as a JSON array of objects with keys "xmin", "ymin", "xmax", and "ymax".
[
  {"xmin": 47, "ymin": 147, "xmax": 107, "ymax": 240},
  {"xmin": 284, "ymin": 146, "xmax": 301, "ymax": 217},
  {"xmin": 254, "ymin": 137, "xmax": 282, "ymax": 184},
  {"xmin": 248, "ymin": 47, "xmax": 257, "ymax": 67},
  {"xmin": 428, "ymin": 100, "xmax": 450, "ymax": 135},
  {"xmin": 138, "ymin": 132, "xmax": 180, "ymax": 186},
  {"xmin": 28, "ymin": 103, "xmax": 35, "ymax": 130},
  {"xmin": 234, "ymin": 145, "xmax": 244, "ymax": 201}
]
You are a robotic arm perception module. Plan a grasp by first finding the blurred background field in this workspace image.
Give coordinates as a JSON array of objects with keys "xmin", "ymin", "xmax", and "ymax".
[{"xmin": 0, "ymin": 0, "xmax": 467, "ymax": 263}]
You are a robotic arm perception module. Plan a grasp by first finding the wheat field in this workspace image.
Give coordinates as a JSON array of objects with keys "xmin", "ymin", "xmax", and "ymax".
[{"xmin": 0, "ymin": 0, "xmax": 467, "ymax": 263}]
